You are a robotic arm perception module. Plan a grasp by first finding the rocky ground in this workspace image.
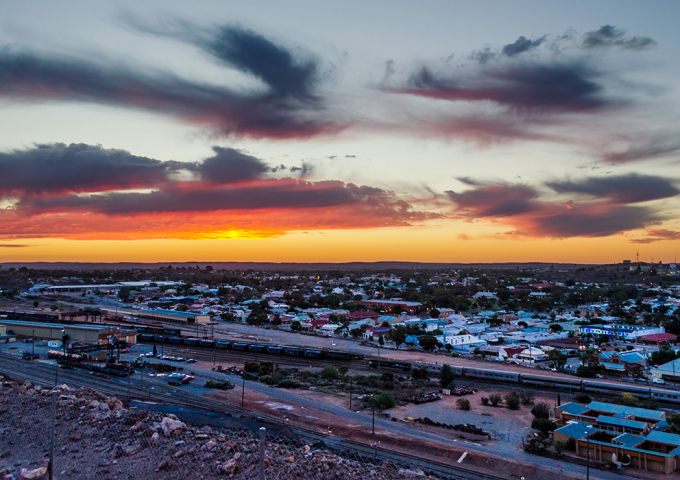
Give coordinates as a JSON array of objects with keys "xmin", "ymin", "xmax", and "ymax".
[{"xmin": 0, "ymin": 374, "xmax": 444, "ymax": 480}]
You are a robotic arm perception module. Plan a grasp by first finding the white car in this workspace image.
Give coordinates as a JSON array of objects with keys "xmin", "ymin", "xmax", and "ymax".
[{"xmin": 653, "ymin": 378, "xmax": 666, "ymax": 385}]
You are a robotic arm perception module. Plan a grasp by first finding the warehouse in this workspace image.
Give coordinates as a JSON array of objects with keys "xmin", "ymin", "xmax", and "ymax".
[
  {"xmin": 0, "ymin": 320, "xmax": 136, "ymax": 345},
  {"xmin": 129, "ymin": 308, "xmax": 210, "ymax": 325}
]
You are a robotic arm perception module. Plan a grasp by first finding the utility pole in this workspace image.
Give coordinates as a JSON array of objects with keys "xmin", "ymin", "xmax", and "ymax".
[
  {"xmin": 372, "ymin": 403, "xmax": 375, "ymax": 435},
  {"xmin": 241, "ymin": 362, "xmax": 246, "ymax": 407}
]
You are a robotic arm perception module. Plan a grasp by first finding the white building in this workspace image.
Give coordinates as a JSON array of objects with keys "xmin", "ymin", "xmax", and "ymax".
[{"xmin": 436, "ymin": 334, "xmax": 487, "ymax": 352}]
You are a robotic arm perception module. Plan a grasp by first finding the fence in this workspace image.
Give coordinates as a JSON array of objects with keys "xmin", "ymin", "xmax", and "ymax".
[{"xmin": 0, "ymin": 374, "xmax": 457, "ymax": 479}]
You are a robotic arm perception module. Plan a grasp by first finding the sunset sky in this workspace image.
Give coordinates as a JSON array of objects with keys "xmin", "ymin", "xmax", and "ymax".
[{"xmin": 1, "ymin": 0, "xmax": 680, "ymax": 264}]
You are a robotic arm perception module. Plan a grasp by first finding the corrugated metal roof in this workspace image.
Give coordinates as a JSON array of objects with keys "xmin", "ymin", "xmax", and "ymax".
[
  {"xmin": 596, "ymin": 415, "xmax": 646, "ymax": 429},
  {"xmin": 588, "ymin": 401, "xmax": 665, "ymax": 420},
  {"xmin": 646, "ymin": 430, "xmax": 680, "ymax": 446},
  {"xmin": 613, "ymin": 433, "xmax": 644, "ymax": 448},
  {"xmin": 558, "ymin": 402, "xmax": 590, "ymax": 415},
  {"xmin": 555, "ymin": 423, "xmax": 597, "ymax": 439}
]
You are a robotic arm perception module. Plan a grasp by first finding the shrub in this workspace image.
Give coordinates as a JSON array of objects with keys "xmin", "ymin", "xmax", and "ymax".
[
  {"xmin": 381, "ymin": 371, "xmax": 394, "ymax": 382},
  {"xmin": 456, "ymin": 398, "xmax": 471, "ymax": 411},
  {"xmin": 369, "ymin": 391, "xmax": 396, "ymax": 410},
  {"xmin": 411, "ymin": 366, "xmax": 429, "ymax": 381},
  {"xmin": 566, "ymin": 438, "xmax": 576, "ymax": 451},
  {"xmin": 481, "ymin": 397, "xmax": 489, "ymax": 406},
  {"xmin": 531, "ymin": 418, "xmax": 557, "ymax": 434},
  {"xmin": 576, "ymin": 365, "xmax": 596, "ymax": 378},
  {"xmin": 320, "ymin": 365, "xmax": 340, "ymax": 380},
  {"xmin": 520, "ymin": 390, "xmax": 535, "ymax": 405},
  {"xmin": 244, "ymin": 361, "xmax": 261, "ymax": 374},
  {"xmin": 618, "ymin": 392, "xmax": 638, "ymax": 407},
  {"xmin": 338, "ymin": 366, "xmax": 349, "ymax": 376},
  {"xmin": 574, "ymin": 394, "xmax": 592, "ymax": 404},
  {"xmin": 259, "ymin": 362, "xmax": 273, "ymax": 375},
  {"xmin": 531, "ymin": 402, "xmax": 550, "ymax": 419},
  {"xmin": 504, "ymin": 391, "xmax": 521, "ymax": 410},
  {"xmin": 489, "ymin": 393, "xmax": 502, "ymax": 406}
]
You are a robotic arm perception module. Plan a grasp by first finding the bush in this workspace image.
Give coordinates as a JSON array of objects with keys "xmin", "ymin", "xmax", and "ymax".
[
  {"xmin": 411, "ymin": 366, "xmax": 429, "ymax": 381},
  {"xmin": 504, "ymin": 391, "xmax": 521, "ymax": 410},
  {"xmin": 618, "ymin": 392, "xmax": 638, "ymax": 407},
  {"xmin": 456, "ymin": 398, "xmax": 471, "ymax": 411},
  {"xmin": 320, "ymin": 365, "xmax": 340, "ymax": 380},
  {"xmin": 520, "ymin": 390, "xmax": 535, "ymax": 405},
  {"xmin": 244, "ymin": 361, "xmax": 261, "ymax": 374},
  {"xmin": 531, "ymin": 418, "xmax": 557, "ymax": 434},
  {"xmin": 338, "ymin": 366, "xmax": 349, "ymax": 376},
  {"xmin": 259, "ymin": 362, "xmax": 273, "ymax": 375},
  {"xmin": 489, "ymin": 393, "xmax": 502, "ymax": 406},
  {"xmin": 370, "ymin": 391, "xmax": 396, "ymax": 410},
  {"xmin": 531, "ymin": 402, "xmax": 550, "ymax": 419},
  {"xmin": 381, "ymin": 371, "xmax": 394, "ymax": 382},
  {"xmin": 481, "ymin": 397, "xmax": 489, "ymax": 406},
  {"xmin": 576, "ymin": 365, "xmax": 596, "ymax": 378},
  {"xmin": 574, "ymin": 394, "xmax": 592, "ymax": 404},
  {"xmin": 566, "ymin": 438, "xmax": 576, "ymax": 451}
]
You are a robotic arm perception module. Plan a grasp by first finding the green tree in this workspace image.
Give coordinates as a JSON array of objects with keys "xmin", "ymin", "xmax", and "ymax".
[
  {"xmin": 456, "ymin": 398, "xmax": 471, "ymax": 410},
  {"xmin": 618, "ymin": 393, "xmax": 638, "ymax": 407},
  {"xmin": 411, "ymin": 366, "xmax": 429, "ymax": 381},
  {"xmin": 547, "ymin": 349, "xmax": 568, "ymax": 370},
  {"xmin": 429, "ymin": 308, "xmax": 440, "ymax": 318},
  {"xmin": 290, "ymin": 321, "xmax": 301, "ymax": 332},
  {"xmin": 320, "ymin": 365, "xmax": 339, "ymax": 380},
  {"xmin": 439, "ymin": 364, "xmax": 456, "ymax": 388},
  {"xmin": 531, "ymin": 402, "xmax": 550, "ymax": 419},
  {"xmin": 531, "ymin": 418, "xmax": 557, "ymax": 434},
  {"xmin": 388, "ymin": 326, "xmax": 407, "ymax": 349},
  {"xmin": 369, "ymin": 391, "xmax": 396, "ymax": 410},
  {"xmin": 418, "ymin": 335, "xmax": 438, "ymax": 351}
]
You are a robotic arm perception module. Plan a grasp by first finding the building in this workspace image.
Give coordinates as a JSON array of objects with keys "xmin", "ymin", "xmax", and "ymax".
[
  {"xmin": 354, "ymin": 299, "xmax": 421, "ymax": 313},
  {"xmin": 578, "ymin": 324, "xmax": 665, "ymax": 340},
  {"xmin": 130, "ymin": 308, "xmax": 210, "ymax": 326},
  {"xmin": 436, "ymin": 334, "xmax": 487, "ymax": 352},
  {"xmin": 651, "ymin": 358, "xmax": 680, "ymax": 383},
  {"xmin": 597, "ymin": 350, "xmax": 647, "ymax": 376},
  {"xmin": 0, "ymin": 320, "xmax": 136, "ymax": 345}
]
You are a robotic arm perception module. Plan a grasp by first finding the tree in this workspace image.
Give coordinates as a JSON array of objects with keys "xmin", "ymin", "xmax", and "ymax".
[
  {"xmin": 418, "ymin": 335, "xmax": 438, "ymax": 351},
  {"xmin": 320, "ymin": 365, "xmax": 339, "ymax": 380},
  {"xmin": 531, "ymin": 402, "xmax": 550, "ymax": 419},
  {"xmin": 651, "ymin": 344, "xmax": 679, "ymax": 365},
  {"xmin": 504, "ymin": 391, "xmax": 521, "ymax": 410},
  {"xmin": 439, "ymin": 364, "xmax": 456, "ymax": 388},
  {"xmin": 456, "ymin": 398, "xmax": 471, "ymax": 410},
  {"xmin": 429, "ymin": 308, "xmax": 440, "ymax": 318},
  {"xmin": 531, "ymin": 418, "xmax": 557, "ymax": 435},
  {"xmin": 350, "ymin": 328, "xmax": 363, "ymax": 338},
  {"xmin": 549, "ymin": 324, "xmax": 563, "ymax": 332},
  {"xmin": 290, "ymin": 321, "xmax": 301, "ymax": 333},
  {"xmin": 338, "ymin": 365, "xmax": 349, "ymax": 376},
  {"xmin": 489, "ymin": 393, "xmax": 502, "ymax": 407},
  {"xmin": 547, "ymin": 349, "xmax": 567, "ymax": 370},
  {"xmin": 411, "ymin": 366, "xmax": 429, "ymax": 381},
  {"xmin": 118, "ymin": 286, "xmax": 131, "ymax": 303},
  {"xmin": 576, "ymin": 365, "xmax": 597, "ymax": 378},
  {"xmin": 369, "ymin": 391, "xmax": 396, "ymax": 410},
  {"xmin": 378, "ymin": 335, "xmax": 385, "ymax": 346},
  {"xmin": 628, "ymin": 363, "xmax": 646, "ymax": 381},
  {"xmin": 520, "ymin": 390, "xmax": 535, "ymax": 405},
  {"xmin": 388, "ymin": 326, "xmax": 407, "ymax": 349},
  {"xmin": 618, "ymin": 393, "xmax": 638, "ymax": 407}
]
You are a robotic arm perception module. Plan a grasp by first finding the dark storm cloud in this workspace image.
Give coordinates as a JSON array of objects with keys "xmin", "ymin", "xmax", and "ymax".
[
  {"xmin": 446, "ymin": 181, "xmax": 539, "ymax": 218},
  {"xmin": 501, "ymin": 36, "xmax": 546, "ymax": 57},
  {"xmin": 0, "ymin": 25, "xmax": 341, "ymax": 139},
  {"xmin": 582, "ymin": 25, "xmax": 656, "ymax": 50},
  {"xmin": 201, "ymin": 26, "xmax": 319, "ymax": 100},
  {"xmin": 399, "ymin": 61, "xmax": 610, "ymax": 113},
  {"xmin": 447, "ymin": 178, "xmax": 666, "ymax": 238},
  {"xmin": 0, "ymin": 143, "xmax": 276, "ymax": 196},
  {"xmin": 546, "ymin": 174, "xmax": 680, "ymax": 204},
  {"xmin": 529, "ymin": 205, "xmax": 655, "ymax": 237},
  {"xmin": 0, "ymin": 143, "xmax": 179, "ymax": 195},
  {"xmin": 14, "ymin": 181, "xmax": 395, "ymax": 215},
  {"xmin": 467, "ymin": 47, "xmax": 497, "ymax": 64},
  {"xmin": 603, "ymin": 138, "xmax": 680, "ymax": 164},
  {"xmin": 195, "ymin": 147, "xmax": 269, "ymax": 183}
]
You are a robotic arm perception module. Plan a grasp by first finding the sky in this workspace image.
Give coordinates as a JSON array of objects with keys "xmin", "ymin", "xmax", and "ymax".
[{"xmin": 1, "ymin": 0, "xmax": 680, "ymax": 264}]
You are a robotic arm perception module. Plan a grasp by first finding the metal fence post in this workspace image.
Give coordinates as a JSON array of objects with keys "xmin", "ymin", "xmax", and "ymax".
[
  {"xmin": 259, "ymin": 427, "xmax": 266, "ymax": 480},
  {"xmin": 49, "ymin": 391, "xmax": 57, "ymax": 480}
]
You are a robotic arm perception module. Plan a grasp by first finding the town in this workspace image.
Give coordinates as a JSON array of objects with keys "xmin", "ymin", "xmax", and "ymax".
[{"xmin": 1, "ymin": 261, "xmax": 680, "ymax": 478}]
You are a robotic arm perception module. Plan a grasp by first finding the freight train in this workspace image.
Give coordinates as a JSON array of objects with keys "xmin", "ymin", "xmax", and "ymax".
[
  {"xmin": 136, "ymin": 333, "xmax": 363, "ymax": 361},
  {"xmin": 404, "ymin": 361, "xmax": 680, "ymax": 405},
  {"xmin": 0, "ymin": 310, "xmax": 60, "ymax": 321}
]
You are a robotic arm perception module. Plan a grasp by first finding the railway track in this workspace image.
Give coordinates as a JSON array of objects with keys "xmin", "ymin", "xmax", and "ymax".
[{"xmin": 0, "ymin": 352, "xmax": 506, "ymax": 480}]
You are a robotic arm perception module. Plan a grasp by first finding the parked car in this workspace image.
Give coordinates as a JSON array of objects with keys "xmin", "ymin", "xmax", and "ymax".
[
  {"xmin": 653, "ymin": 378, "xmax": 666, "ymax": 384},
  {"xmin": 187, "ymin": 359, "xmax": 197, "ymax": 363}
]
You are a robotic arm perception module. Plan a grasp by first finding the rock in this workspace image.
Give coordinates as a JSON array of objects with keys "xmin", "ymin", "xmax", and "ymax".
[
  {"xmin": 130, "ymin": 421, "xmax": 144, "ymax": 433},
  {"xmin": 89, "ymin": 400, "xmax": 100, "ymax": 409},
  {"xmin": 220, "ymin": 458, "xmax": 239, "ymax": 475},
  {"xmin": 285, "ymin": 456, "xmax": 295, "ymax": 463},
  {"xmin": 124, "ymin": 444, "xmax": 142, "ymax": 456},
  {"xmin": 150, "ymin": 432, "xmax": 160, "ymax": 445},
  {"xmin": 195, "ymin": 434, "xmax": 209, "ymax": 440},
  {"xmin": 160, "ymin": 417, "xmax": 185, "ymax": 436},
  {"xmin": 157, "ymin": 459, "xmax": 177, "ymax": 471},
  {"xmin": 303, "ymin": 445, "xmax": 311, "ymax": 453},
  {"xmin": 173, "ymin": 450, "xmax": 185, "ymax": 458},
  {"xmin": 205, "ymin": 440, "xmax": 217, "ymax": 451},
  {"xmin": 99, "ymin": 403, "xmax": 110, "ymax": 412},
  {"xmin": 17, "ymin": 466, "xmax": 47, "ymax": 480},
  {"xmin": 113, "ymin": 444, "xmax": 126, "ymax": 458},
  {"xmin": 233, "ymin": 452, "xmax": 241, "ymax": 461}
]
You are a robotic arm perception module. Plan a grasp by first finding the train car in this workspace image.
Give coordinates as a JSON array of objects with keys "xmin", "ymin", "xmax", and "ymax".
[
  {"xmin": 215, "ymin": 341, "xmax": 232, "ymax": 350},
  {"xmin": 521, "ymin": 373, "xmax": 583, "ymax": 391},
  {"xmin": 183, "ymin": 338, "xmax": 200, "ymax": 347},
  {"xmin": 583, "ymin": 380, "xmax": 651, "ymax": 397},
  {"xmin": 137, "ymin": 333, "xmax": 155, "ymax": 342},
  {"xmin": 650, "ymin": 388, "xmax": 680, "ymax": 404},
  {"xmin": 199, "ymin": 339, "xmax": 215, "ymax": 348},
  {"xmin": 153, "ymin": 335, "xmax": 167, "ymax": 343},
  {"xmin": 265, "ymin": 346, "xmax": 284, "ymax": 355},
  {"xmin": 326, "ymin": 351, "xmax": 351, "ymax": 361},
  {"xmin": 411, "ymin": 362, "xmax": 442, "ymax": 374},
  {"xmin": 168, "ymin": 337, "xmax": 183, "ymax": 345},
  {"xmin": 283, "ymin": 347, "xmax": 301, "ymax": 356},
  {"xmin": 248, "ymin": 345, "xmax": 266, "ymax": 353},
  {"xmin": 466, "ymin": 368, "xmax": 521, "ymax": 383},
  {"xmin": 302, "ymin": 349, "xmax": 323, "ymax": 358},
  {"xmin": 352, "ymin": 353, "xmax": 365, "ymax": 360},
  {"xmin": 232, "ymin": 343, "xmax": 249, "ymax": 351},
  {"xmin": 369, "ymin": 359, "xmax": 410, "ymax": 370}
]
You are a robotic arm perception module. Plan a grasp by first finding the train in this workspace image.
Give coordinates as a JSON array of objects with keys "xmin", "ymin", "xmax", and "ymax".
[
  {"xmin": 136, "ymin": 333, "xmax": 364, "ymax": 361},
  {"xmin": 0, "ymin": 310, "xmax": 60, "ymax": 321},
  {"xmin": 405, "ymin": 361, "xmax": 680, "ymax": 405}
]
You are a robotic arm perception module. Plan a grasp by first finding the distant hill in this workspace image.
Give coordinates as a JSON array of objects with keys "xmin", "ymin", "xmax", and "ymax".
[{"xmin": 0, "ymin": 261, "xmax": 598, "ymax": 271}]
